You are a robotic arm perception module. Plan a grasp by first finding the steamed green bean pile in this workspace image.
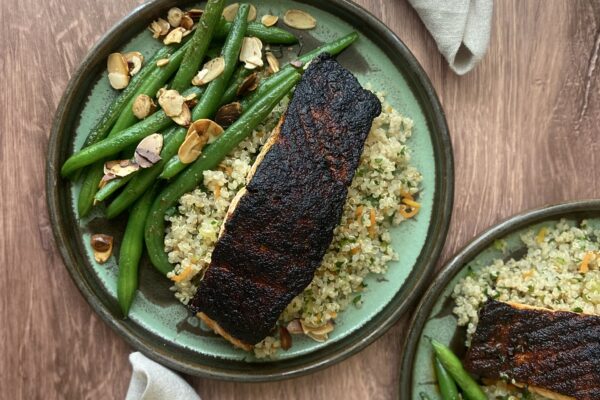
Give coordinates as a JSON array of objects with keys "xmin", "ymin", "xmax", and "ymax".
[{"xmin": 61, "ymin": 1, "xmax": 360, "ymax": 316}]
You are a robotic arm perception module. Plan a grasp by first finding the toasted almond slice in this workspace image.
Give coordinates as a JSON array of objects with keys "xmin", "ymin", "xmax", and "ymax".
[
  {"xmin": 283, "ymin": 9, "xmax": 316, "ymax": 30},
  {"xmin": 91, "ymin": 234, "xmax": 113, "ymax": 264},
  {"xmin": 156, "ymin": 58, "xmax": 170, "ymax": 67},
  {"xmin": 123, "ymin": 51, "xmax": 144, "ymax": 76},
  {"xmin": 279, "ymin": 326, "xmax": 292, "ymax": 350},
  {"xmin": 148, "ymin": 18, "xmax": 170, "ymax": 38},
  {"xmin": 236, "ymin": 72, "xmax": 259, "ymax": 96},
  {"xmin": 167, "ymin": 7, "xmax": 183, "ymax": 27},
  {"xmin": 286, "ymin": 319, "xmax": 304, "ymax": 334},
  {"xmin": 239, "ymin": 37, "xmax": 264, "ymax": 69},
  {"xmin": 135, "ymin": 133, "xmax": 163, "ymax": 168},
  {"xmin": 107, "ymin": 53, "xmax": 130, "ymax": 89},
  {"xmin": 191, "ymin": 57, "xmax": 225, "ymax": 86},
  {"xmin": 107, "ymin": 72, "xmax": 130, "ymax": 90},
  {"xmin": 132, "ymin": 94, "xmax": 156, "ymax": 120},
  {"xmin": 223, "ymin": 3, "xmax": 257, "ymax": 22},
  {"xmin": 104, "ymin": 159, "xmax": 140, "ymax": 177},
  {"xmin": 261, "ymin": 14, "xmax": 279, "ymax": 27},
  {"xmin": 178, "ymin": 119, "xmax": 224, "ymax": 163},
  {"xmin": 187, "ymin": 8, "xmax": 203, "ymax": 19},
  {"xmin": 266, "ymin": 51, "xmax": 279, "ymax": 73},
  {"xmin": 180, "ymin": 14, "xmax": 194, "ymax": 30},
  {"xmin": 158, "ymin": 89, "xmax": 185, "ymax": 117},
  {"xmin": 172, "ymin": 103, "xmax": 191, "ymax": 126},
  {"xmin": 163, "ymin": 27, "xmax": 185, "ymax": 45},
  {"xmin": 215, "ymin": 102, "xmax": 242, "ymax": 128}
]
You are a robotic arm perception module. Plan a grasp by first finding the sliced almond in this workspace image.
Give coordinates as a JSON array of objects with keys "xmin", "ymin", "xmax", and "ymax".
[
  {"xmin": 158, "ymin": 89, "xmax": 185, "ymax": 117},
  {"xmin": 266, "ymin": 51, "xmax": 279, "ymax": 73},
  {"xmin": 239, "ymin": 37, "xmax": 264, "ymax": 69},
  {"xmin": 222, "ymin": 3, "xmax": 257, "ymax": 22},
  {"xmin": 107, "ymin": 72, "xmax": 130, "ymax": 90},
  {"xmin": 163, "ymin": 27, "xmax": 185, "ymax": 45},
  {"xmin": 300, "ymin": 320, "xmax": 334, "ymax": 342},
  {"xmin": 215, "ymin": 102, "xmax": 242, "ymax": 128},
  {"xmin": 148, "ymin": 18, "xmax": 170, "ymax": 38},
  {"xmin": 91, "ymin": 234, "xmax": 113, "ymax": 264},
  {"xmin": 132, "ymin": 94, "xmax": 156, "ymax": 120},
  {"xmin": 283, "ymin": 9, "xmax": 316, "ymax": 30},
  {"xmin": 286, "ymin": 319, "xmax": 303, "ymax": 334},
  {"xmin": 103, "ymin": 159, "xmax": 140, "ymax": 177},
  {"xmin": 261, "ymin": 14, "xmax": 279, "ymax": 27},
  {"xmin": 178, "ymin": 119, "xmax": 224, "ymax": 163},
  {"xmin": 156, "ymin": 58, "xmax": 170, "ymax": 67},
  {"xmin": 184, "ymin": 92, "xmax": 199, "ymax": 108},
  {"xmin": 236, "ymin": 72, "xmax": 259, "ymax": 96},
  {"xmin": 279, "ymin": 326, "xmax": 292, "ymax": 350},
  {"xmin": 187, "ymin": 8, "xmax": 203, "ymax": 19},
  {"xmin": 191, "ymin": 57, "xmax": 225, "ymax": 86},
  {"xmin": 167, "ymin": 7, "xmax": 183, "ymax": 27},
  {"xmin": 172, "ymin": 103, "xmax": 191, "ymax": 126},
  {"xmin": 180, "ymin": 14, "xmax": 194, "ymax": 30},
  {"xmin": 123, "ymin": 51, "xmax": 144, "ymax": 76},
  {"xmin": 135, "ymin": 133, "xmax": 163, "ymax": 168},
  {"xmin": 107, "ymin": 53, "xmax": 130, "ymax": 89}
]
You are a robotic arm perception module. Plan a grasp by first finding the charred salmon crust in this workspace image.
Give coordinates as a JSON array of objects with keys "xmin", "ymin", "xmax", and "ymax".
[
  {"xmin": 189, "ymin": 53, "xmax": 382, "ymax": 346},
  {"xmin": 464, "ymin": 300, "xmax": 600, "ymax": 400}
]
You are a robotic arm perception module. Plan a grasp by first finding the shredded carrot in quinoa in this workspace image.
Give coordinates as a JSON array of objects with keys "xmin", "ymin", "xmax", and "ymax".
[
  {"xmin": 399, "ymin": 196, "xmax": 421, "ymax": 219},
  {"xmin": 580, "ymin": 252, "xmax": 593, "ymax": 273},
  {"xmin": 215, "ymin": 185, "xmax": 221, "ymax": 199},
  {"xmin": 171, "ymin": 265, "xmax": 195, "ymax": 283},
  {"xmin": 355, "ymin": 205, "xmax": 364, "ymax": 219},
  {"xmin": 351, "ymin": 245, "xmax": 361, "ymax": 255},
  {"xmin": 536, "ymin": 227, "xmax": 547, "ymax": 244},
  {"xmin": 369, "ymin": 209, "xmax": 377, "ymax": 238}
]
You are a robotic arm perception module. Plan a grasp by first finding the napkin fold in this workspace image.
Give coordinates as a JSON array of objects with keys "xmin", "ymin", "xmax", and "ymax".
[
  {"xmin": 125, "ymin": 352, "xmax": 200, "ymax": 400},
  {"xmin": 408, "ymin": 0, "xmax": 493, "ymax": 75}
]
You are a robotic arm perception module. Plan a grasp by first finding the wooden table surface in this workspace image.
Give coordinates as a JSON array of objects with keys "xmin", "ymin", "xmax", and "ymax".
[{"xmin": 2, "ymin": 0, "xmax": 599, "ymax": 398}]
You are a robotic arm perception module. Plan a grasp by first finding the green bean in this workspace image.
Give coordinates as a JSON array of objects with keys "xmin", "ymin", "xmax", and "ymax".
[
  {"xmin": 60, "ymin": 87, "xmax": 203, "ymax": 177},
  {"xmin": 215, "ymin": 20, "xmax": 298, "ymax": 44},
  {"xmin": 77, "ymin": 163, "xmax": 105, "ymax": 217},
  {"xmin": 117, "ymin": 185, "xmax": 157, "ymax": 317},
  {"xmin": 220, "ymin": 65, "xmax": 252, "ymax": 106},
  {"xmin": 145, "ymin": 72, "xmax": 301, "ymax": 274},
  {"xmin": 106, "ymin": 126, "xmax": 185, "ymax": 219},
  {"xmin": 431, "ymin": 340, "xmax": 487, "ymax": 400},
  {"xmin": 94, "ymin": 174, "xmax": 134, "ymax": 202},
  {"xmin": 156, "ymin": 4, "xmax": 250, "ymax": 180},
  {"xmin": 170, "ymin": 0, "xmax": 225, "ymax": 92},
  {"xmin": 434, "ymin": 356, "xmax": 459, "ymax": 400}
]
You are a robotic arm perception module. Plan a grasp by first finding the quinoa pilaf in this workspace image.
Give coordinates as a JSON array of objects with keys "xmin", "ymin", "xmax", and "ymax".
[
  {"xmin": 452, "ymin": 220, "xmax": 600, "ymax": 399},
  {"xmin": 164, "ymin": 90, "xmax": 423, "ymax": 357}
]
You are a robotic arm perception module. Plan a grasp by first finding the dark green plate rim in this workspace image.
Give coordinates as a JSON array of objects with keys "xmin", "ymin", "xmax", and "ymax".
[
  {"xmin": 398, "ymin": 199, "xmax": 600, "ymax": 398},
  {"xmin": 46, "ymin": 0, "xmax": 453, "ymax": 381}
]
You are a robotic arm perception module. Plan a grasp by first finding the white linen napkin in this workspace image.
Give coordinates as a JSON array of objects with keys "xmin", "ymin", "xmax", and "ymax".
[
  {"xmin": 408, "ymin": 0, "xmax": 493, "ymax": 75},
  {"xmin": 125, "ymin": 352, "xmax": 200, "ymax": 400}
]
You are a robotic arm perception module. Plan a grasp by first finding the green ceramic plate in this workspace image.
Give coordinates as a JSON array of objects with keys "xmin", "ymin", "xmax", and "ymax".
[
  {"xmin": 47, "ymin": 0, "xmax": 453, "ymax": 380},
  {"xmin": 399, "ymin": 200, "xmax": 600, "ymax": 399}
]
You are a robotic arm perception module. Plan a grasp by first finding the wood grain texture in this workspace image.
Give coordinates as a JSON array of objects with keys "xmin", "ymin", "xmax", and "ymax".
[{"xmin": 1, "ymin": 0, "xmax": 599, "ymax": 398}]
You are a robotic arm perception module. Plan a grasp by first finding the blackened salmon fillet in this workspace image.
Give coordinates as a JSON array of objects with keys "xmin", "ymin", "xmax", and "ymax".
[
  {"xmin": 464, "ymin": 300, "xmax": 600, "ymax": 400},
  {"xmin": 188, "ymin": 53, "xmax": 381, "ymax": 349}
]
